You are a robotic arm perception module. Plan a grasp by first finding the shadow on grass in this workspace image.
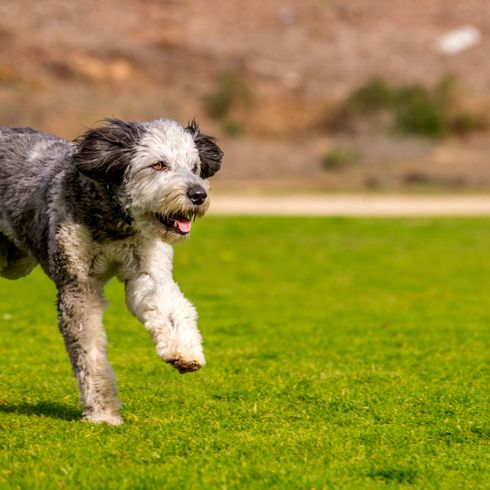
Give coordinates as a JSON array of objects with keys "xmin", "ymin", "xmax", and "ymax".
[{"xmin": 0, "ymin": 400, "xmax": 81, "ymax": 421}]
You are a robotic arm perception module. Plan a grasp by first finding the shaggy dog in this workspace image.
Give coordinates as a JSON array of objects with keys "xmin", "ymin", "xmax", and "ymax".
[{"xmin": 0, "ymin": 118, "xmax": 223, "ymax": 425}]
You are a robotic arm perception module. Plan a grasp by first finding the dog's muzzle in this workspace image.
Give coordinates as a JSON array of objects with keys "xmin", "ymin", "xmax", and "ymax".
[{"xmin": 154, "ymin": 184, "xmax": 209, "ymax": 236}]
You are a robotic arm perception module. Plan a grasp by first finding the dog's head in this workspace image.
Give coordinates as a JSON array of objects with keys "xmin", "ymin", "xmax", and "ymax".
[{"xmin": 73, "ymin": 118, "xmax": 223, "ymax": 242}]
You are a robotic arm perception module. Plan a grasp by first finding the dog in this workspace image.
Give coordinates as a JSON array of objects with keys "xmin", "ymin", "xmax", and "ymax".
[{"xmin": 0, "ymin": 118, "xmax": 223, "ymax": 425}]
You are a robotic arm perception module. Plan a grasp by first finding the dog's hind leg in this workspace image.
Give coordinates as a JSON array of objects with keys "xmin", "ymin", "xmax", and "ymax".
[
  {"xmin": 57, "ymin": 279, "xmax": 122, "ymax": 425},
  {"xmin": 0, "ymin": 233, "xmax": 37, "ymax": 279}
]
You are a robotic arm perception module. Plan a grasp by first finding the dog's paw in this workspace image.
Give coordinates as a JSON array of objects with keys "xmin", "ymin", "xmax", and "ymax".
[
  {"xmin": 83, "ymin": 412, "xmax": 124, "ymax": 426},
  {"xmin": 166, "ymin": 357, "xmax": 205, "ymax": 374},
  {"xmin": 157, "ymin": 340, "xmax": 205, "ymax": 373}
]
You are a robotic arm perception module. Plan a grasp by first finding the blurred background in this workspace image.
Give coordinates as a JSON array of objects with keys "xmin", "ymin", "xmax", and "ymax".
[{"xmin": 0, "ymin": 0, "xmax": 489, "ymax": 193}]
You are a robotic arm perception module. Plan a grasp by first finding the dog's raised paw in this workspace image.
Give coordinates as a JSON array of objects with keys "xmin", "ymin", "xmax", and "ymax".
[{"xmin": 167, "ymin": 358, "xmax": 204, "ymax": 374}]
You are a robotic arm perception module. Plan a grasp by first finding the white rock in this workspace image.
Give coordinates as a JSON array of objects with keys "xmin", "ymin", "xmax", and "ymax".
[{"xmin": 436, "ymin": 25, "xmax": 481, "ymax": 55}]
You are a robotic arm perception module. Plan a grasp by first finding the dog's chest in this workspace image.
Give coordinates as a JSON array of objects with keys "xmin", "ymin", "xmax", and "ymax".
[
  {"xmin": 57, "ymin": 221, "xmax": 171, "ymax": 283},
  {"xmin": 90, "ymin": 238, "xmax": 140, "ymax": 281}
]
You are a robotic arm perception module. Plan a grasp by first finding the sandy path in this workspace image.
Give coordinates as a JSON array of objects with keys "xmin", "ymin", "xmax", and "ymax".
[{"xmin": 209, "ymin": 195, "xmax": 490, "ymax": 216}]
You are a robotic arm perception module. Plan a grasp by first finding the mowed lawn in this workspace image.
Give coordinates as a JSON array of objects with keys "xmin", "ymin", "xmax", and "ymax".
[{"xmin": 0, "ymin": 217, "xmax": 489, "ymax": 489}]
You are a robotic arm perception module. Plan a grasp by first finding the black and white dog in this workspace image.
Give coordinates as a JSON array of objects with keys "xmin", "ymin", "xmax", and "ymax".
[{"xmin": 0, "ymin": 118, "xmax": 223, "ymax": 424}]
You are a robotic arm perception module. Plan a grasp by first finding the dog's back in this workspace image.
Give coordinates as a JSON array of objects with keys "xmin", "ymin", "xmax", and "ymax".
[
  {"xmin": 0, "ymin": 127, "xmax": 71, "ymax": 278},
  {"xmin": 0, "ymin": 126, "xmax": 69, "ymax": 194}
]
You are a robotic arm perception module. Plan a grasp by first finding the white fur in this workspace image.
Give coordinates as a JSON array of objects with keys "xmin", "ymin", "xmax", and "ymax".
[
  {"xmin": 123, "ymin": 239, "xmax": 205, "ymax": 366},
  {"xmin": 131, "ymin": 120, "xmax": 200, "ymax": 174},
  {"xmin": 121, "ymin": 120, "xmax": 209, "ymax": 244}
]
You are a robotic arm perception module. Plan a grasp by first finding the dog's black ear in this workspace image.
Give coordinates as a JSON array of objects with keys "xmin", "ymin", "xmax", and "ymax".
[
  {"xmin": 73, "ymin": 119, "xmax": 144, "ymax": 184},
  {"xmin": 186, "ymin": 119, "xmax": 223, "ymax": 178}
]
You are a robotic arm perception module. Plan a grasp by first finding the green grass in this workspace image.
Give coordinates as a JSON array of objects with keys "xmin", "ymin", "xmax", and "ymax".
[{"xmin": 0, "ymin": 217, "xmax": 489, "ymax": 489}]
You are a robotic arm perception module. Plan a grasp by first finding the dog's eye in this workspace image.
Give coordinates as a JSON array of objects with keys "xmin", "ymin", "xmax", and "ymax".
[
  {"xmin": 192, "ymin": 163, "xmax": 198, "ymax": 174},
  {"xmin": 151, "ymin": 161, "xmax": 167, "ymax": 171}
]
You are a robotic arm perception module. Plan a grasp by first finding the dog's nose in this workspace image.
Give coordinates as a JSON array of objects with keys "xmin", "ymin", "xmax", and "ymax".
[{"xmin": 187, "ymin": 185, "xmax": 207, "ymax": 205}]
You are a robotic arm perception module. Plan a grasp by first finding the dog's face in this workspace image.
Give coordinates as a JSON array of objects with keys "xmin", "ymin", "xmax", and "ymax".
[{"xmin": 73, "ymin": 118, "xmax": 223, "ymax": 243}]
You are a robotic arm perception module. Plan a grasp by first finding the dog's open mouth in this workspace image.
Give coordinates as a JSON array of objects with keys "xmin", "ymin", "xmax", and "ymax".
[{"xmin": 156, "ymin": 213, "xmax": 194, "ymax": 235}]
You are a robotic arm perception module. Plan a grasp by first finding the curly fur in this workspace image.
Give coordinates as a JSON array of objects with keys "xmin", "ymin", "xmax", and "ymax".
[{"xmin": 0, "ymin": 118, "xmax": 223, "ymax": 425}]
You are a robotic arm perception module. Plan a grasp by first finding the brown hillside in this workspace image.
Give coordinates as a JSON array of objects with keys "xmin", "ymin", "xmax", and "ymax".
[{"xmin": 0, "ymin": 1, "xmax": 489, "ymax": 191}]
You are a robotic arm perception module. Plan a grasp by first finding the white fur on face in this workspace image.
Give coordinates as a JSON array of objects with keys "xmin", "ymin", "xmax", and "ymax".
[
  {"xmin": 131, "ymin": 119, "xmax": 200, "ymax": 174},
  {"xmin": 121, "ymin": 119, "xmax": 209, "ymax": 242}
]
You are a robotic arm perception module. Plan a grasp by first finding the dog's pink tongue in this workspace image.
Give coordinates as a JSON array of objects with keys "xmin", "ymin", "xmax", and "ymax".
[{"xmin": 176, "ymin": 219, "xmax": 192, "ymax": 233}]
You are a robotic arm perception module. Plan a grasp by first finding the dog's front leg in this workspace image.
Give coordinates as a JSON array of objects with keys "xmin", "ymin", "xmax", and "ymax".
[
  {"xmin": 57, "ymin": 280, "xmax": 122, "ymax": 425},
  {"xmin": 125, "ymin": 270, "xmax": 205, "ymax": 374}
]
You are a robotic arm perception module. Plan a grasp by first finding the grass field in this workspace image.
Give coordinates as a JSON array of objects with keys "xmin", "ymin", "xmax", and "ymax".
[{"xmin": 0, "ymin": 217, "xmax": 489, "ymax": 489}]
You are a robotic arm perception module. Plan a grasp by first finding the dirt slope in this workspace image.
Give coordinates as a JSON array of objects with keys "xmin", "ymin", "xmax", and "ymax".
[{"xmin": 0, "ymin": 1, "xmax": 489, "ymax": 191}]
